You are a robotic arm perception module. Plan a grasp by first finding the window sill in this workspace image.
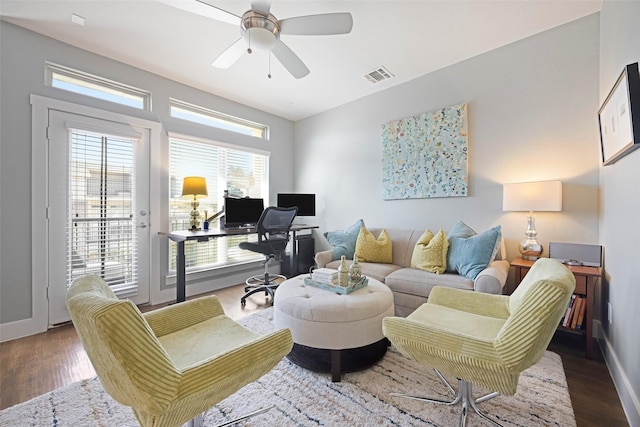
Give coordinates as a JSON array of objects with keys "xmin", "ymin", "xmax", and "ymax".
[{"xmin": 165, "ymin": 258, "xmax": 264, "ymax": 286}]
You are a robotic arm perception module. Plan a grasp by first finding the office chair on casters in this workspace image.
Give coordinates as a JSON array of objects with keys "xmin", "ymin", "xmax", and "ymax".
[{"xmin": 240, "ymin": 206, "xmax": 297, "ymax": 306}]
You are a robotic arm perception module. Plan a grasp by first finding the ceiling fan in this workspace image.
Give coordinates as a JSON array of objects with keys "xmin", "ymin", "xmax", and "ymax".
[{"xmin": 160, "ymin": 0, "xmax": 353, "ymax": 79}]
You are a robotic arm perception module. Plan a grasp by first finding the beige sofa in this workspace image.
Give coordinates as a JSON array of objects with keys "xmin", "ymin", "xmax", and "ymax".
[{"xmin": 314, "ymin": 227, "xmax": 509, "ymax": 317}]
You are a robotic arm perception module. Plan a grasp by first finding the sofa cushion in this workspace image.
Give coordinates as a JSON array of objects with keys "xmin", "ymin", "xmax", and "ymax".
[
  {"xmin": 355, "ymin": 227, "xmax": 393, "ymax": 263},
  {"xmin": 411, "ymin": 229, "xmax": 449, "ymax": 274},
  {"xmin": 323, "ymin": 219, "xmax": 364, "ymax": 261},
  {"xmin": 385, "ymin": 268, "xmax": 474, "ymax": 299},
  {"xmin": 447, "ymin": 224, "xmax": 502, "ymax": 280}
]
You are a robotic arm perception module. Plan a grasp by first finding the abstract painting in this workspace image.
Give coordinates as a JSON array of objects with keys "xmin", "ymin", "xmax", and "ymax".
[{"xmin": 381, "ymin": 103, "xmax": 468, "ymax": 200}]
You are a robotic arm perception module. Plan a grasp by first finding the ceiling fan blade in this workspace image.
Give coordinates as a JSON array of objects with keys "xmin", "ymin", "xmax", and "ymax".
[
  {"xmin": 157, "ymin": 0, "xmax": 240, "ymax": 26},
  {"xmin": 211, "ymin": 38, "xmax": 246, "ymax": 68},
  {"xmin": 251, "ymin": 0, "xmax": 272, "ymax": 16},
  {"xmin": 280, "ymin": 13, "xmax": 353, "ymax": 36},
  {"xmin": 271, "ymin": 40, "xmax": 310, "ymax": 79}
]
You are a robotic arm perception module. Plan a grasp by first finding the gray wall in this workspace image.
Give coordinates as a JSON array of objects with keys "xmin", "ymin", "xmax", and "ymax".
[
  {"xmin": 0, "ymin": 22, "xmax": 295, "ymax": 324},
  {"xmin": 295, "ymin": 14, "xmax": 601, "ymax": 262},
  {"xmin": 599, "ymin": 1, "xmax": 640, "ymax": 425}
]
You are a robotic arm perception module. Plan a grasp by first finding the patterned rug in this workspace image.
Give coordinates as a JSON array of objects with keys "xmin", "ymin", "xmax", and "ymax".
[{"xmin": 1, "ymin": 308, "xmax": 575, "ymax": 426}]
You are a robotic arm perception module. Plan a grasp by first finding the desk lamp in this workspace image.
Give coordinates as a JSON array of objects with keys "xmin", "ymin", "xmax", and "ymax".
[
  {"xmin": 503, "ymin": 180, "xmax": 562, "ymax": 260},
  {"xmin": 182, "ymin": 176, "xmax": 208, "ymax": 230}
]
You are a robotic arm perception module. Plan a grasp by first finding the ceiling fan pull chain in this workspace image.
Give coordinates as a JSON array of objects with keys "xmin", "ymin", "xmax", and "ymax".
[
  {"xmin": 268, "ymin": 52, "xmax": 272, "ymax": 79},
  {"xmin": 247, "ymin": 29, "xmax": 252, "ymax": 54}
]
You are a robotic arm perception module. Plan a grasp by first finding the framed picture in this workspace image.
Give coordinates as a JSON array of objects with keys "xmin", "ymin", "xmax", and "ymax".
[{"xmin": 598, "ymin": 62, "xmax": 640, "ymax": 165}]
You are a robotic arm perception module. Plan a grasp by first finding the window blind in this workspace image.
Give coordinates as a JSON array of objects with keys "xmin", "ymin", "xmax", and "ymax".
[
  {"xmin": 68, "ymin": 128, "xmax": 139, "ymax": 297},
  {"xmin": 168, "ymin": 136, "xmax": 269, "ymax": 272}
]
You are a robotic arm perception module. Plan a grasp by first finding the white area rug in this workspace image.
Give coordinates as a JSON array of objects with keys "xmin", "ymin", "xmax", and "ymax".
[{"xmin": 1, "ymin": 308, "xmax": 575, "ymax": 426}]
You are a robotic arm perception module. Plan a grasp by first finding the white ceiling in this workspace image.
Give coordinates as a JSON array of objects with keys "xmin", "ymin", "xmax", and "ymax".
[{"xmin": 0, "ymin": 0, "xmax": 602, "ymax": 121}]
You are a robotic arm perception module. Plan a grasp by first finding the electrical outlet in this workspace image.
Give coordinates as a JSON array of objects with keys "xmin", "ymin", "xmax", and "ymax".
[{"xmin": 608, "ymin": 302, "xmax": 613, "ymax": 324}]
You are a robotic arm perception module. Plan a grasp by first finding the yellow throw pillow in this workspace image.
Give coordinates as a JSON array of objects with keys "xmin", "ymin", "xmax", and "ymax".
[
  {"xmin": 355, "ymin": 227, "xmax": 393, "ymax": 263},
  {"xmin": 411, "ymin": 229, "xmax": 449, "ymax": 274}
]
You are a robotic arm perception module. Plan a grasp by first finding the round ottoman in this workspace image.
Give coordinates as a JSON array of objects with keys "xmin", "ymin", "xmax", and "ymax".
[{"xmin": 274, "ymin": 274, "xmax": 394, "ymax": 381}]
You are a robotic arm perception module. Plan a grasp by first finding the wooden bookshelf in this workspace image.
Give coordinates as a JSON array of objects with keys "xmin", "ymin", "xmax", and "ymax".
[{"xmin": 510, "ymin": 258, "xmax": 601, "ymax": 359}]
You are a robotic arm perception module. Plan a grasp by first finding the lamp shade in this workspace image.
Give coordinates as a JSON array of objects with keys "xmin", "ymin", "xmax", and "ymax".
[
  {"xmin": 502, "ymin": 181, "xmax": 562, "ymax": 212},
  {"xmin": 182, "ymin": 176, "xmax": 208, "ymax": 197}
]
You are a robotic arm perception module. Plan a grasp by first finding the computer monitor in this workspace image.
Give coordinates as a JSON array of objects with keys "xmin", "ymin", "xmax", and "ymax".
[
  {"xmin": 223, "ymin": 197, "xmax": 264, "ymax": 228},
  {"xmin": 277, "ymin": 193, "xmax": 316, "ymax": 217}
]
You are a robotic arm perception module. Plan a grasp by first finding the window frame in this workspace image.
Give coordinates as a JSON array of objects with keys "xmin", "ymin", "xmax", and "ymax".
[
  {"xmin": 170, "ymin": 98, "xmax": 269, "ymax": 139},
  {"xmin": 45, "ymin": 62, "xmax": 151, "ymax": 111}
]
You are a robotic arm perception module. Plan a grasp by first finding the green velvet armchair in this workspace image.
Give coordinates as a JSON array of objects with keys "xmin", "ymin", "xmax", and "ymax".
[
  {"xmin": 66, "ymin": 275, "xmax": 293, "ymax": 427},
  {"xmin": 382, "ymin": 258, "xmax": 575, "ymax": 426}
]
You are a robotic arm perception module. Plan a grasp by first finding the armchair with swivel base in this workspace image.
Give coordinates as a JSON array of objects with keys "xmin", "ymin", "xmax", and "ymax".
[
  {"xmin": 383, "ymin": 258, "xmax": 575, "ymax": 426},
  {"xmin": 239, "ymin": 206, "xmax": 297, "ymax": 306},
  {"xmin": 66, "ymin": 275, "xmax": 293, "ymax": 427}
]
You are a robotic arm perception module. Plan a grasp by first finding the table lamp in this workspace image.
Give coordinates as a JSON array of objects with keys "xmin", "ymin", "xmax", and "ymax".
[
  {"xmin": 182, "ymin": 176, "xmax": 208, "ymax": 230},
  {"xmin": 503, "ymin": 180, "xmax": 562, "ymax": 260}
]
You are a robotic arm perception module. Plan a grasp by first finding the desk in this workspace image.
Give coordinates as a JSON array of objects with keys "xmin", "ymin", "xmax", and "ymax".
[
  {"xmin": 510, "ymin": 257, "xmax": 601, "ymax": 359},
  {"xmin": 162, "ymin": 224, "xmax": 318, "ymax": 303}
]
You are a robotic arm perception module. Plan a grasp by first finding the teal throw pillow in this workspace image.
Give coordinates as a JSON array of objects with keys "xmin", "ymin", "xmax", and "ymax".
[
  {"xmin": 446, "ymin": 221, "xmax": 476, "ymax": 273},
  {"xmin": 448, "ymin": 220, "xmax": 477, "ymax": 240},
  {"xmin": 323, "ymin": 219, "xmax": 364, "ymax": 261},
  {"xmin": 447, "ymin": 223, "xmax": 501, "ymax": 280}
]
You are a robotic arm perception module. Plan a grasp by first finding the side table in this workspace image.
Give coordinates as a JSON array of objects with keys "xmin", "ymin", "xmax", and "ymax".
[{"xmin": 510, "ymin": 257, "xmax": 601, "ymax": 359}]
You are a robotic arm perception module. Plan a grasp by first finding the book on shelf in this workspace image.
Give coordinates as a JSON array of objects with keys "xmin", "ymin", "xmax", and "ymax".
[
  {"xmin": 570, "ymin": 296, "xmax": 583, "ymax": 329},
  {"xmin": 562, "ymin": 295, "xmax": 576, "ymax": 327},
  {"xmin": 575, "ymin": 296, "xmax": 587, "ymax": 330}
]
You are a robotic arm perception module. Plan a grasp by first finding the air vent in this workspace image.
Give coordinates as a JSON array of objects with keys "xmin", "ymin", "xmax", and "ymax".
[{"xmin": 364, "ymin": 66, "xmax": 394, "ymax": 84}]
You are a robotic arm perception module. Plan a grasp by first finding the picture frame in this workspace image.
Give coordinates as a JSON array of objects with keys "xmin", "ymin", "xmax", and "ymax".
[{"xmin": 598, "ymin": 62, "xmax": 640, "ymax": 165}]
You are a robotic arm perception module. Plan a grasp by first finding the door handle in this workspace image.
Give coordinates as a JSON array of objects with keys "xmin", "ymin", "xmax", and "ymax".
[{"xmin": 137, "ymin": 222, "xmax": 147, "ymax": 229}]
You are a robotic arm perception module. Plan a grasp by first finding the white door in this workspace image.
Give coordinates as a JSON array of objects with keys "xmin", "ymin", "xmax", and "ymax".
[{"xmin": 47, "ymin": 110, "xmax": 150, "ymax": 325}]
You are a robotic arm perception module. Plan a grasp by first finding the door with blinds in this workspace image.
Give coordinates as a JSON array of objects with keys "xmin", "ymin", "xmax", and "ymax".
[{"xmin": 47, "ymin": 110, "xmax": 150, "ymax": 325}]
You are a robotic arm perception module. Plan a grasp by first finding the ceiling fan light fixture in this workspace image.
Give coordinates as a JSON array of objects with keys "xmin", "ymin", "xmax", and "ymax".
[
  {"xmin": 244, "ymin": 27, "xmax": 277, "ymax": 51},
  {"xmin": 241, "ymin": 11, "xmax": 279, "ymax": 51}
]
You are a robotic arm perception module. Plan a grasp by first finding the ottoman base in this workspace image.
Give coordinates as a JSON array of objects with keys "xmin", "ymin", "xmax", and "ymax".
[{"xmin": 286, "ymin": 338, "xmax": 389, "ymax": 382}]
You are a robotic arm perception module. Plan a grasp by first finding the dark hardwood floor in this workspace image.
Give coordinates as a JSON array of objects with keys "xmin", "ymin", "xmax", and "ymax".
[{"xmin": 0, "ymin": 284, "xmax": 629, "ymax": 426}]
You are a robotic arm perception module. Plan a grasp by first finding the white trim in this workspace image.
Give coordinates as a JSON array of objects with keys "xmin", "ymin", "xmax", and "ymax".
[
  {"xmin": 0, "ymin": 95, "xmax": 163, "ymax": 343},
  {"xmin": 595, "ymin": 321, "xmax": 638, "ymax": 426}
]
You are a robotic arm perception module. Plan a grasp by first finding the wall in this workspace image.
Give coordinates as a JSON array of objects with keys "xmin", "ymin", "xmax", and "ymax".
[
  {"xmin": 0, "ymin": 22, "xmax": 295, "ymax": 327},
  {"xmin": 599, "ymin": 1, "xmax": 640, "ymax": 425},
  {"xmin": 295, "ymin": 14, "xmax": 601, "ymax": 266}
]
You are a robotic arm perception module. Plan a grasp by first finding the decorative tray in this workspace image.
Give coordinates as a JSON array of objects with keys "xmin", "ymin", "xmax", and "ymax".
[{"xmin": 303, "ymin": 276, "xmax": 369, "ymax": 294}]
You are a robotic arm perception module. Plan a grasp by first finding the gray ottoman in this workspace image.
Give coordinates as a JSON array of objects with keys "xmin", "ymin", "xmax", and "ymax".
[{"xmin": 273, "ymin": 274, "xmax": 394, "ymax": 381}]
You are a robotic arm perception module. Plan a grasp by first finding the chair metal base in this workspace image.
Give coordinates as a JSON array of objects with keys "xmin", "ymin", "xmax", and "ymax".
[
  {"xmin": 241, "ymin": 274, "xmax": 284, "ymax": 306},
  {"xmin": 182, "ymin": 405, "xmax": 274, "ymax": 427},
  {"xmin": 240, "ymin": 254, "xmax": 285, "ymax": 306},
  {"xmin": 391, "ymin": 369, "xmax": 504, "ymax": 427}
]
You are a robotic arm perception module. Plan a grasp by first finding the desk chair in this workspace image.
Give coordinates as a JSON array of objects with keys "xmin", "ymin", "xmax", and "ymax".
[
  {"xmin": 240, "ymin": 206, "xmax": 297, "ymax": 306},
  {"xmin": 383, "ymin": 258, "xmax": 575, "ymax": 426},
  {"xmin": 66, "ymin": 275, "xmax": 293, "ymax": 427}
]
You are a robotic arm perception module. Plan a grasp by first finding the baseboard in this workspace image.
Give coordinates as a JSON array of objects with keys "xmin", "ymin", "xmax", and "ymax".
[
  {"xmin": 1, "ymin": 263, "xmax": 270, "ymax": 343},
  {"xmin": 595, "ymin": 321, "xmax": 640, "ymax": 426},
  {"xmin": 0, "ymin": 317, "xmax": 45, "ymax": 343}
]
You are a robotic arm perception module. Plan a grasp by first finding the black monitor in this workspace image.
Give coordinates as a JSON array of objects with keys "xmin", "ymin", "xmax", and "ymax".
[
  {"xmin": 277, "ymin": 193, "xmax": 316, "ymax": 216},
  {"xmin": 223, "ymin": 197, "xmax": 264, "ymax": 228}
]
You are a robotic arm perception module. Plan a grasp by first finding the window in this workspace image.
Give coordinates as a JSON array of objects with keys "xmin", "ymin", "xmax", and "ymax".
[
  {"xmin": 169, "ymin": 135, "xmax": 269, "ymax": 272},
  {"xmin": 67, "ymin": 128, "xmax": 140, "ymax": 295},
  {"xmin": 46, "ymin": 62, "xmax": 151, "ymax": 110},
  {"xmin": 170, "ymin": 99, "xmax": 268, "ymax": 139}
]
